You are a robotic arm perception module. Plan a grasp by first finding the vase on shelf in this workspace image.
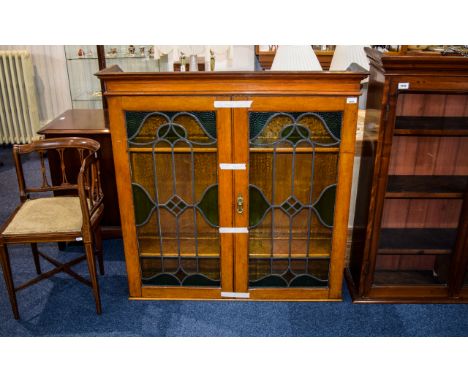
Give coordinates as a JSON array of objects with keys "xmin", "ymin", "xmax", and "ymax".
[{"xmin": 189, "ymin": 55, "xmax": 198, "ymax": 72}]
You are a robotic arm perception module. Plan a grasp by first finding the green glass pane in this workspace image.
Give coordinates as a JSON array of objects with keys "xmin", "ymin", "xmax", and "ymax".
[
  {"xmin": 315, "ymin": 112, "xmax": 342, "ymax": 140},
  {"xmin": 314, "ymin": 184, "xmax": 336, "ymax": 227},
  {"xmin": 126, "ymin": 111, "xmax": 148, "ymax": 139},
  {"xmin": 132, "ymin": 183, "xmax": 154, "ymax": 226},
  {"xmin": 249, "ymin": 185, "xmax": 270, "ymax": 227},
  {"xmin": 280, "ymin": 125, "xmax": 310, "ymax": 144},
  {"xmin": 249, "ymin": 112, "xmax": 274, "ymax": 140},
  {"xmin": 189, "ymin": 112, "xmax": 217, "ymax": 139},
  {"xmin": 143, "ymin": 273, "xmax": 180, "ymax": 286},
  {"xmin": 289, "ymin": 275, "xmax": 328, "ymax": 287},
  {"xmin": 183, "ymin": 274, "xmax": 220, "ymax": 287},
  {"xmin": 197, "ymin": 184, "xmax": 219, "ymax": 227},
  {"xmin": 249, "ymin": 275, "xmax": 288, "ymax": 288}
]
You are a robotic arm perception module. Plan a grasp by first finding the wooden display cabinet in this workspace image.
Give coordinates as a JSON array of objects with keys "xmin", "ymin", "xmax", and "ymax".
[
  {"xmin": 97, "ymin": 67, "xmax": 365, "ymax": 301},
  {"xmin": 347, "ymin": 48, "xmax": 468, "ymax": 303}
]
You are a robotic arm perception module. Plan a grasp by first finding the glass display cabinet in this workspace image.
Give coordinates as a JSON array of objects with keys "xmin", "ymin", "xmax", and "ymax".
[
  {"xmin": 65, "ymin": 45, "xmax": 159, "ymax": 109},
  {"xmin": 348, "ymin": 48, "xmax": 468, "ymax": 302},
  {"xmin": 97, "ymin": 68, "xmax": 366, "ymax": 301},
  {"xmin": 65, "ymin": 45, "xmax": 103, "ymax": 109}
]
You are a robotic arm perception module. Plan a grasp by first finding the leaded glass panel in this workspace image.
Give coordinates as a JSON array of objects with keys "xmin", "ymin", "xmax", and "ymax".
[
  {"xmin": 126, "ymin": 111, "xmax": 220, "ymax": 287},
  {"xmin": 248, "ymin": 111, "xmax": 341, "ymax": 288}
]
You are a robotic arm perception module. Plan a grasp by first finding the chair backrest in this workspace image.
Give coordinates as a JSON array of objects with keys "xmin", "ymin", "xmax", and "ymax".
[{"xmin": 12, "ymin": 137, "xmax": 104, "ymax": 233}]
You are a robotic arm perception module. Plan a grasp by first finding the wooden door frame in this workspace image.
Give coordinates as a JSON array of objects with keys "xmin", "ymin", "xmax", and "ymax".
[
  {"xmin": 107, "ymin": 95, "xmax": 234, "ymax": 298},
  {"xmin": 232, "ymin": 95, "xmax": 355, "ymax": 300}
]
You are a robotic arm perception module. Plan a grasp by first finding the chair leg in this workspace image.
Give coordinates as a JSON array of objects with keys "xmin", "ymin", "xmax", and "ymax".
[
  {"xmin": 84, "ymin": 242, "xmax": 102, "ymax": 315},
  {"xmin": 94, "ymin": 228, "xmax": 104, "ymax": 276},
  {"xmin": 0, "ymin": 243, "xmax": 20, "ymax": 320},
  {"xmin": 31, "ymin": 243, "xmax": 42, "ymax": 275}
]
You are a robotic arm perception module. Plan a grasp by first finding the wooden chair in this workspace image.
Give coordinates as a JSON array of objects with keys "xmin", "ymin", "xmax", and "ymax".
[{"xmin": 0, "ymin": 137, "xmax": 105, "ymax": 320}]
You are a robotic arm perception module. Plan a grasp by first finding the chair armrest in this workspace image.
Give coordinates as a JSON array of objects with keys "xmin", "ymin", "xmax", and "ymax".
[{"xmin": 78, "ymin": 152, "xmax": 104, "ymax": 233}]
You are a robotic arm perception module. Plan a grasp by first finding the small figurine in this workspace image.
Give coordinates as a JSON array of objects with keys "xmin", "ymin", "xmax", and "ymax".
[
  {"xmin": 77, "ymin": 48, "xmax": 85, "ymax": 58},
  {"xmin": 180, "ymin": 52, "xmax": 186, "ymax": 72},
  {"xmin": 149, "ymin": 46, "xmax": 154, "ymax": 58},
  {"xmin": 128, "ymin": 45, "xmax": 136, "ymax": 55},
  {"xmin": 139, "ymin": 47, "xmax": 145, "ymax": 56},
  {"xmin": 210, "ymin": 49, "xmax": 215, "ymax": 71},
  {"xmin": 107, "ymin": 48, "xmax": 117, "ymax": 57}
]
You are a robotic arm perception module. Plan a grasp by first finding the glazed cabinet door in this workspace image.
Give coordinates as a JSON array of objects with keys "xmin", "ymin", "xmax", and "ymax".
[
  {"xmin": 231, "ymin": 96, "xmax": 358, "ymax": 300},
  {"xmin": 108, "ymin": 96, "xmax": 234, "ymax": 298}
]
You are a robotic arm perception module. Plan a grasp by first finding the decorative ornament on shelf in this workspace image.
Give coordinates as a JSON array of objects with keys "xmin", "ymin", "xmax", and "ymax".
[
  {"xmin": 179, "ymin": 52, "xmax": 186, "ymax": 72},
  {"xmin": 270, "ymin": 45, "xmax": 322, "ymax": 71},
  {"xmin": 139, "ymin": 47, "xmax": 145, "ymax": 57},
  {"xmin": 210, "ymin": 49, "xmax": 215, "ymax": 71},
  {"xmin": 77, "ymin": 48, "xmax": 85, "ymax": 58},
  {"xmin": 128, "ymin": 45, "xmax": 136, "ymax": 56},
  {"xmin": 189, "ymin": 55, "xmax": 198, "ymax": 72}
]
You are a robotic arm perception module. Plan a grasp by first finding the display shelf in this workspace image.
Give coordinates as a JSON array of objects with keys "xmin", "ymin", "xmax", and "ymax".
[
  {"xmin": 386, "ymin": 175, "xmax": 468, "ymax": 198},
  {"xmin": 67, "ymin": 56, "xmax": 99, "ymax": 60},
  {"xmin": 378, "ymin": 228, "xmax": 458, "ymax": 255},
  {"xmin": 72, "ymin": 91, "xmax": 103, "ymax": 102},
  {"xmin": 105, "ymin": 55, "xmax": 151, "ymax": 60},
  {"xmin": 138, "ymin": 236, "xmax": 332, "ymax": 259},
  {"xmin": 373, "ymin": 270, "xmax": 440, "ymax": 285},
  {"xmin": 394, "ymin": 116, "xmax": 468, "ymax": 136}
]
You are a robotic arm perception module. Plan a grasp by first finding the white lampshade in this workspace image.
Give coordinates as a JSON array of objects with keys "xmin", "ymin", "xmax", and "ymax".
[
  {"xmin": 271, "ymin": 45, "xmax": 322, "ymax": 71},
  {"xmin": 329, "ymin": 45, "xmax": 370, "ymax": 71}
]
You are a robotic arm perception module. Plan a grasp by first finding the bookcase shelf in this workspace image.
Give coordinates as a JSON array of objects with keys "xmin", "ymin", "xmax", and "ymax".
[
  {"xmin": 378, "ymin": 228, "xmax": 457, "ymax": 255},
  {"xmin": 394, "ymin": 116, "xmax": 468, "ymax": 136},
  {"xmin": 386, "ymin": 175, "xmax": 468, "ymax": 199}
]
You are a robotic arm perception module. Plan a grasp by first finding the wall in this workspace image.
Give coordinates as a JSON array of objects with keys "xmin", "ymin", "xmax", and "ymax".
[{"xmin": 0, "ymin": 45, "xmax": 72, "ymax": 126}]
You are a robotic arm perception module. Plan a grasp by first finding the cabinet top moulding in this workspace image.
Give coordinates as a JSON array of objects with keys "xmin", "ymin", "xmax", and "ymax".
[
  {"xmin": 367, "ymin": 49, "xmax": 468, "ymax": 75},
  {"xmin": 96, "ymin": 65, "xmax": 368, "ymax": 96}
]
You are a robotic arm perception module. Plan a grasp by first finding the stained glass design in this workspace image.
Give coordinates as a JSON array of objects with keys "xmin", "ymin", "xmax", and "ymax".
[
  {"xmin": 248, "ymin": 111, "xmax": 341, "ymax": 288},
  {"xmin": 126, "ymin": 111, "xmax": 220, "ymax": 287}
]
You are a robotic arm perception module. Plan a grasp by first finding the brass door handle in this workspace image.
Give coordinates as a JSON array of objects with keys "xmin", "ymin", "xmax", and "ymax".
[{"xmin": 237, "ymin": 194, "xmax": 244, "ymax": 214}]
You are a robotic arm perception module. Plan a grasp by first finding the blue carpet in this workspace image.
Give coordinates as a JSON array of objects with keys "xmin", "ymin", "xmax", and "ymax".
[{"xmin": 1, "ymin": 145, "xmax": 468, "ymax": 336}]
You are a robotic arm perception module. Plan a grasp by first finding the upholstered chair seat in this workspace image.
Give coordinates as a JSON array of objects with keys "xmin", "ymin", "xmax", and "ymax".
[{"xmin": 3, "ymin": 197, "xmax": 83, "ymax": 235}]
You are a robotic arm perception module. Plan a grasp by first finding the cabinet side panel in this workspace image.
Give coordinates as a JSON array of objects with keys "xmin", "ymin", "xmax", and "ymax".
[
  {"xmin": 349, "ymin": 57, "xmax": 385, "ymax": 288},
  {"xmin": 107, "ymin": 97, "xmax": 142, "ymax": 297}
]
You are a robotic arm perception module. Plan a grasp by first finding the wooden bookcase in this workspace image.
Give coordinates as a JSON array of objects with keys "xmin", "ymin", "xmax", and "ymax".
[
  {"xmin": 97, "ymin": 68, "xmax": 365, "ymax": 301},
  {"xmin": 347, "ymin": 49, "xmax": 468, "ymax": 303}
]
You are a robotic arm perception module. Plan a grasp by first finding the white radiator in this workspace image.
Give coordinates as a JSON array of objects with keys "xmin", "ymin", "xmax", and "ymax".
[{"xmin": 0, "ymin": 50, "xmax": 40, "ymax": 144}]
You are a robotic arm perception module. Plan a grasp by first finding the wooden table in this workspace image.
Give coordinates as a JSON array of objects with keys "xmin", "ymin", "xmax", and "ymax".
[{"xmin": 38, "ymin": 109, "xmax": 121, "ymax": 238}]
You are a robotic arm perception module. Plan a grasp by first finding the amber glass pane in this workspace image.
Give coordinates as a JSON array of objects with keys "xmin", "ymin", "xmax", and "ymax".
[{"xmin": 127, "ymin": 111, "xmax": 220, "ymax": 287}]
